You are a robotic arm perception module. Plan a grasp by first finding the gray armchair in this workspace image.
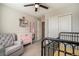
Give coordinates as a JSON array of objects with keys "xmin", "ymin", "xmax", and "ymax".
[{"xmin": 0, "ymin": 33, "xmax": 24, "ymax": 56}]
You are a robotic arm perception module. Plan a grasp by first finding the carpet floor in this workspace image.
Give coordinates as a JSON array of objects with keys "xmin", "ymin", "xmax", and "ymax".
[{"xmin": 22, "ymin": 41, "xmax": 41, "ymax": 56}]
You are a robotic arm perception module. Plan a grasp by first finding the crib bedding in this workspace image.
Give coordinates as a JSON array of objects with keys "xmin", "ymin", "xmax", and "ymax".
[{"xmin": 53, "ymin": 43, "xmax": 79, "ymax": 56}]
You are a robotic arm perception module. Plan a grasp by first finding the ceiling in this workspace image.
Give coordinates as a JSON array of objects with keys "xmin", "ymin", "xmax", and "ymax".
[{"xmin": 3, "ymin": 3, "xmax": 79, "ymax": 18}]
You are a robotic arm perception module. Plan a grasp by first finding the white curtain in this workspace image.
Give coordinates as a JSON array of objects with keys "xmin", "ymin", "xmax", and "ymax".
[
  {"xmin": 58, "ymin": 14, "xmax": 71, "ymax": 32},
  {"xmin": 48, "ymin": 16, "xmax": 59, "ymax": 38},
  {"xmin": 47, "ymin": 14, "xmax": 72, "ymax": 38}
]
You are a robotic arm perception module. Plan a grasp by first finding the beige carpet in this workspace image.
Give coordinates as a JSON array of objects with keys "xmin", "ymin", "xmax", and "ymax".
[{"xmin": 22, "ymin": 41, "xmax": 41, "ymax": 56}]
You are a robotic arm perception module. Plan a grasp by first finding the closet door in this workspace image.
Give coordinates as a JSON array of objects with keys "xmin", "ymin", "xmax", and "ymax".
[
  {"xmin": 48, "ymin": 16, "xmax": 59, "ymax": 38},
  {"xmin": 59, "ymin": 14, "xmax": 72, "ymax": 32}
]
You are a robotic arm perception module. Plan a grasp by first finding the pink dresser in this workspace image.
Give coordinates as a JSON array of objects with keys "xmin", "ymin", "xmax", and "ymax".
[{"xmin": 20, "ymin": 34, "xmax": 32, "ymax": 45}]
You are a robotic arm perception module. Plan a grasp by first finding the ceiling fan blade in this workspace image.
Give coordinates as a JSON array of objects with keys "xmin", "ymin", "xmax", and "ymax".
[
  {"xmin": 39, "ymin": 5, "xmax": 48, "ymax": 9},
  {"xmin": 35, "ymin": 8, "xmax": 38, "ymax": 12},
  {"xmin": 35, "ymin": 3, "xmax": 40, "ymax": 5},
  {"xmin": 24, "ymin": 4, "xmax": 34, "ymax": 7}
]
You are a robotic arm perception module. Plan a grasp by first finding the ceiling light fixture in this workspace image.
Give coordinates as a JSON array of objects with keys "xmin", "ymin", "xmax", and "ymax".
[{"xmin": 35, "ymin": 4, "xmax": 39, "ymax": 8}]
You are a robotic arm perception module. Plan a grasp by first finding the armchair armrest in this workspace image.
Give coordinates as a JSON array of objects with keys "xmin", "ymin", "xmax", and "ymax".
[
  {"xmin": 14, "ymin": 40, "xmax": 23, "ymax": 45},
  {"xmin": 0, "ymin": 45, "xmax": 5, "ymax": 56},
  {"xmin": 19, "ymin": 39, "xmax": 23, "ymax": 44}
]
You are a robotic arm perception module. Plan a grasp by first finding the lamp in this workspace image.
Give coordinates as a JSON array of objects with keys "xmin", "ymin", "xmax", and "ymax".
[{"xmin": 35, "ymin": 4, "xmax": 39, "ymax": 8}]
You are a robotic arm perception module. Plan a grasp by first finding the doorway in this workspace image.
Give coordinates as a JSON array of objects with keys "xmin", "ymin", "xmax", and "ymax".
[{"xmin": 42, "ymin": 22, "xmax": 45, "ymax": 39}]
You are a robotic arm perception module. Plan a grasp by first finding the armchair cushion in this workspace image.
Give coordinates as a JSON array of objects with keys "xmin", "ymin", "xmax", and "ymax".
[
  {"xmin": 14, "ymin": 40, "xmax": 23, "ymax": 45},
  {"xmin": 5, "ymin": 43, "xmax": 22, "ymax": 56}
]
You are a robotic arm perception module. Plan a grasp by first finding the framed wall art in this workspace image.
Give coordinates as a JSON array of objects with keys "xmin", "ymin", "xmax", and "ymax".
[{"xmin": 19, "ymin": 17, "xmax": 28, "ymax": 27}]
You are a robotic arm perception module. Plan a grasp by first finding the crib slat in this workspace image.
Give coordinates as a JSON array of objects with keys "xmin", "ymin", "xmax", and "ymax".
[
  {"xmin": 44, "ymin": 47, "xmax": 46, "ymax": 56},
  {"xmin": 52, "ymin": 43, "xmax": 54, "ymax": 56},
  {"xmin": 58, "ymin": 42, "xmax": 60, "ymax": 56},
  {"xmin": 64, "ymin": 44, "xmax": 67, "ymax": 56},
  {"xmin": 77, "ymin": 34, "xmax": 78, "ymax": 50},
  {"xmin": 48, "ymin": 47, "xmax": 49, "ymax": 56},
  {"xmin": 72, "ymin": 45, "xmax": 75, "ymax": 56}
]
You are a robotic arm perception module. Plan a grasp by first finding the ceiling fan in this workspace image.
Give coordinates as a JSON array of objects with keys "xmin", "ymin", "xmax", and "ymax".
[{"xmin": 24, "ymin": 3, "xmax": 48, "ymax": 12}]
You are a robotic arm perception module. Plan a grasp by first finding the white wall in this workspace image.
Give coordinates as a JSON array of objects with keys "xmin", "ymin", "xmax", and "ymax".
[
  {"xmin": 0, "ymin": 4, "xmax": 2, "ymax": 32},
  {"xmin": 0, "ymin": 4, "xmax": 38, "ymax": 40},
  {"xmin": 45, "ymin": 5, "xmax": 79, "ymax": 37},
  {"xmin": 0, "ymin": 5, "xmax": 1, "ymax": 31}
]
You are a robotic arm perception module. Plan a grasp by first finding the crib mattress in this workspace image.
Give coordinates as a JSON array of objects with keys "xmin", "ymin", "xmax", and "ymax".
[{"xmin": 53, "ymin": 44, "xmax": 79, "ymax": 56}]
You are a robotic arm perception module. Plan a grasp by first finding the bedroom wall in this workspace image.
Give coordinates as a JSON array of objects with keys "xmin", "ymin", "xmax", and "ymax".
[
  {"xmin": 0, "ymin": 4, "xmax": 38, "ymax": 40},
  {"xmin": 0, "ymin": 6, "xmax": 1, "ymax": 32}
]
